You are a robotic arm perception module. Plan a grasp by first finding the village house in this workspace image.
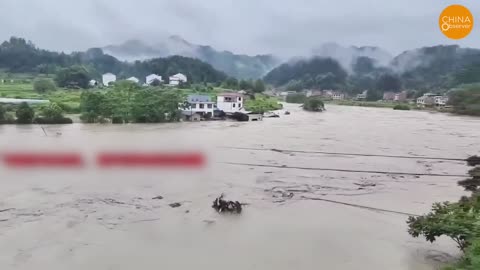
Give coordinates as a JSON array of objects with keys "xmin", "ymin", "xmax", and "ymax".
[
  {"xmin": 89, "ymin": 80, "xmax": 98, "ymax": 87},
  {"xmin": 217, "ymin": 93, "xmax": 244, "ymax": 113},
  {"xmin": 322, "ymin": 90, "xmax": 334, "ymax": 98},
  {"xmin": 146, "ymin": 74, "xmax": 163, "ymax": 85},
  {"xmin": 127, "ymin": 77, "xmax": 140, "ymax": 83},
  {"xmin": 417, "ymin": 93, "xmax": 448, "ymax": 107},
  {"xmin": 383, "ymin": 91, "xmax": 407, "ymax": 102},
  {"xmin": 102, "ymin": 73, "xmax": 116, "ymax": 86},
  {"xmin": 183, "ymin": 94, "xmax": 216, "ymax": 119},
  {"xmin": 356, "ymin": 90, "xmax": 368, "ymax": 100},
  {"xmin": 332, "ymin": 92, "xmax": 345, "ymax": 100},
  {"xmin": 306, "ymin": 90, "xmax": 322, "ymax": 97},
  {"xmin": 434, "ymin": 95, "xmax": 449, "ymax": 106},
  {"xmin": 169, "ymin": 73, "xmax": 188, "ymax": 86}
]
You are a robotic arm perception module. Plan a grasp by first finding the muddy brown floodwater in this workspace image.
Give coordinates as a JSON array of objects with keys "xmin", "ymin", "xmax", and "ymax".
[{"xmin": 0, "ymin": 104, "xmax": 479, "ymax": 270}]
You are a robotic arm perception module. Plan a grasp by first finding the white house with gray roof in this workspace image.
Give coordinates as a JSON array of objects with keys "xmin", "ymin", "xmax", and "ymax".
[{"xmin": 184, "ymin": 95, "xmax": 216, "ymax": 116}]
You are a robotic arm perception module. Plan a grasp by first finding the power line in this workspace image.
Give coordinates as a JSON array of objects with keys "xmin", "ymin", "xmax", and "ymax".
[
  {"xmin": 300, "ymin": 196, "xmax": 420, "ymax": 217},
  {"xmin": 221, "ymin": 162, "xmax": 468, "ymax": 177},
  {"xmin": 220, "ymin": 146, "xmax": 469, "ymax": 162}
]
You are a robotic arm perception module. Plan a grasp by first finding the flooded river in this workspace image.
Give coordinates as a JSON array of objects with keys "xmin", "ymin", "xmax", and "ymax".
[{"xmin": 0, "ymin": 104, "xmax": 479, "ymax": 270}]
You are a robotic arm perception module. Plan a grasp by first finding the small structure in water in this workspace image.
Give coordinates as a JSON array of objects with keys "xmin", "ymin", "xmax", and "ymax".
[
  {"xmin": 264, "ymin": 112, "xmax": 280, "ymax": 118},
  {"xmin": 230, "ymin": 112, "xmax": 263, "ymax": 122}
]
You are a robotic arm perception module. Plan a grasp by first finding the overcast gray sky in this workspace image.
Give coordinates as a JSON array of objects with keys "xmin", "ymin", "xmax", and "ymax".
[{"xmin": 0, "ymin": 0, "xmax": 478, "ymax": 56}]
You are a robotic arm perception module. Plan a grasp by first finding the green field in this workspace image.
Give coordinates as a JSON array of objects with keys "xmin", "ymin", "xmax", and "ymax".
[
  {"xmin": 0, "ymin": 83, "xmax": 83, "ymax": 111},
  {"xmin": 0, "ymin": 82, "xmax": 241, "ymax": 114}
]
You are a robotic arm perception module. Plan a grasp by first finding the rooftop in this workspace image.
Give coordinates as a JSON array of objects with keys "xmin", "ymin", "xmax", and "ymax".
[
  {"xmin": 187, "ymin": 95, "xmax": 212, "ymax": 103},
  {"xmin": 218, "ymin": 92, "xmax": 243, "ymax": 97}
]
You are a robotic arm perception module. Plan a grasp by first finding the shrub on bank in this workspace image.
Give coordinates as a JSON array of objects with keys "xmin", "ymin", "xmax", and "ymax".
[
  {"xmin": 34, "ymin": 117, "xmax": 73, "ymax": 124},
  {"xmin": 393, "ymin": 104, "xmax": 411, "ymax": 110}
]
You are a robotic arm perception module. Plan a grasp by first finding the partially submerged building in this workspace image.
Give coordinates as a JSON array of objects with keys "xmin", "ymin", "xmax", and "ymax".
[{"xmin": 216, "ymin": 93, "xmax": 244, "ymax": 113}]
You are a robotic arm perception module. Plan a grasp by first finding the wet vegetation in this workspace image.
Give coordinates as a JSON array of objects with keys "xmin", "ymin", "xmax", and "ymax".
[
  {"xmin": 302, "ymin": 97, "xmax": 325, "ymax": 112},
  {"xmin": 407, "ymin": 156, "xmax": 480, "ymax": 269},
  {"xmin": 393, "ymin": 104, "xmax": 411, "ymax": 110}
]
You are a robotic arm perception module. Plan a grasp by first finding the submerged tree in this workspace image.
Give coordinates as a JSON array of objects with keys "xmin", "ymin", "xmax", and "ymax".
[{"xmin": 303, "ymin": 97, "xmax": 325, "ymax": 112}]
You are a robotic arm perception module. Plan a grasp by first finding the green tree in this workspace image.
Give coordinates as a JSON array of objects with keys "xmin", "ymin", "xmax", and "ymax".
[
  {"xmin": 376, "ymin": 73, "xmax": 402, "ymax": 92},
  {"xmin": 239, "ymin": 79, "xmax": 253, "ymax": 90},
  {"xmin": 0, "ymin": 104, "xmax": 6, "ymax": 122},
  {"xmin": 222, "ymin": 77, "xmax": 239, "ymax": 89},
  {"xmin": 150, "ymin": 79, "xmax": 162, "ymax": 87},
  {"xmin": 303, "ymin": 97, "xmax": 325, "ymax": 112},
  {"xmin": 366, "ymin": 89, "xmax": 383, "ymax": 101},
  {"xmin": 244, "ymin": 96, "xmax": 282, "ymax": 113},
  {"xmin": 15, "ymin": 102, "xmax": 35, "ymax": 124},
  {"xmin": 286, "ymin": 94, "xmax": 307, "ymax": 104},
  {"xmin": 448, "ymin": 87, "xmax": 480, "ymax": 116},
  {"xmin": 55, "ymin": 65, "xmax": 91, "ymax": 89},
  {"xmin": 79, "ymin": 91, "xmax": 106, "ymax": 123},
  {"xmin": 253, "ymin": 79, "xmax": 266, "ymax": 93},
  {"xmin": 33, "ymin": 78, "xmax": 56, "ymax": 93},
  {"xmin": 407, "ymin": 156, "xmax": 480, "ymax": 269},
  {"xmin": 40, "ymin": 102, "xmax": 64, "ymax": 120}
]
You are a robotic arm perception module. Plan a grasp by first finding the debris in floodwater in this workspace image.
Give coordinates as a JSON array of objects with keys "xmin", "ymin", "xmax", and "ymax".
[
  {"xmin": 169, "ymin": 203, "xmax": 182, "ymax": 208},
  {"xmin": 0, "ymin": 208, "xmax": 14, "ymax": 213},
  {"xmin": 354, "ymin": 182, "xmax": 377, "ymax": 188},
  {"xmin": 185, "ymin": 210, "xmax": 190, "ymax": 214},
  {"xmin": 212, "ymin": 194, "xmax": 242, "ymax": 214},
  {"xmin": 152, "ymin": 196, "xmax": 164, "ymax": 200},
  {"xmin": 203, "ymin": 220, "xmax": 216, "ymax": 225},
  {"xmin": 101, "ymin": 199, "xmax": 125, "ymax": 205}
]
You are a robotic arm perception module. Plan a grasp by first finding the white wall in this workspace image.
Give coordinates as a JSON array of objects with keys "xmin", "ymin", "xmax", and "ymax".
[
  {"xmin": 217, "ymin": 96, "xmax": 243, "ymax": 113},
  {"xmin": 102, "ymin": 74, "xmax": 116, "ymax": 86}
]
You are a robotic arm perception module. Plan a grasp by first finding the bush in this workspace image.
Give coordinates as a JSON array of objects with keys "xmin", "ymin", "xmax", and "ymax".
[
  {"xmin": 15, "ymin": 102, "xmax": 35, "ymax": 124},
  {"xmin": 303, "ymin": 97, "xmax": 325, "ymax": 112},
  {"xmin": 393, "ymin": 104, "xmax": 411, "ymax": 110},
  {"xmin": 111, "ymin": 116, "xmax": 124, "ymax": 124},
  {"xmin": 286, "ymin": 94, "xmax": 307, "ymax": 104},
  {"xmin": 34, "ymin": 117, "xmax": 73, "ymax": 124},
  {"xmin": 244, "ymin": 96, "xmax": 282, "ymax": 113},
  {"xmin": 57, "ymin": 102, "xmax": 81, "ymax": 114},
  {"xmin": 33, "ymin": 78, "xmax": 56, "ymax": 93}
]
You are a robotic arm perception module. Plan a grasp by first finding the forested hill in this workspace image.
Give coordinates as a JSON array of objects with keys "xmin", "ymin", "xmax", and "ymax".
[
  {"xmin": 102, "ymin": 36, "xmax": 279, "ymax": 79},
  {"xmin": 264, "ymin": 45, "xmax": 480, "ymax": 93},
  {"xmin": 0, "ymin": 37, "xmax": 227, "ymax": 83},
  {"xmin": 264, "ymin": 58, "xmax": 348, "ymax": 90}
]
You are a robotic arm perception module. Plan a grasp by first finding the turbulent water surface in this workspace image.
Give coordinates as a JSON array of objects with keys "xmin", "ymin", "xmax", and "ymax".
[{"xmin": 0, "ymin": 104, "xmax": 479, "ymax": 270}]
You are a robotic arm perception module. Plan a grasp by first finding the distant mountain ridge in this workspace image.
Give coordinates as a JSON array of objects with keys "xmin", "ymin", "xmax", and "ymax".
[
  {"xmin": 0, "ymin": 37, "xmax": 227, "ymax": 83},
  {"xmin": 264, "ymin": 44, "xmax": 480, "ymax": 92},
  {"xmin": 102, "ymin": 36, "xmax": 280, "ymax": 80},
  {"xmin": 309, "ymin": 42, "xmax": 393, "ymax": 71}
]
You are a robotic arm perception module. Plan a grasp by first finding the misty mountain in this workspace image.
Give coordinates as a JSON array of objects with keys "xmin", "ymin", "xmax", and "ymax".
[
  {"xmin": 392, "ymin": 45, "xmax": 480, "ymax": 89},
  {"xmin": 264, "ymin": 57, "xmax": 349, "ymax": 91},
  {"xmin": 102, "ymin": 36, "xmax": 280, "ymax": 80},
  {"xmin": 265, "ymin": 44, "xmax": 480, "ymax": 92},
  {"xmin": 309, "ymin": 43, "xmax": 393, "ymax": 72},
  {"xmin": 0, "ymin": 37, "xmax": 227, "ymax": 83}
]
